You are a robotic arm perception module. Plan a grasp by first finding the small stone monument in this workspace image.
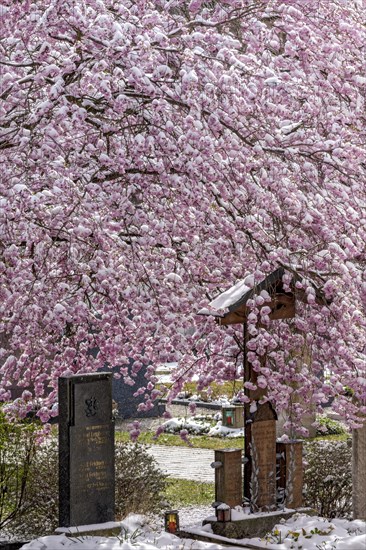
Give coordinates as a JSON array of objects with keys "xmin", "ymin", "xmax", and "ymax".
[{"xmin": 58, "ymin": 373, "xmax": 115, "ymax": 527}]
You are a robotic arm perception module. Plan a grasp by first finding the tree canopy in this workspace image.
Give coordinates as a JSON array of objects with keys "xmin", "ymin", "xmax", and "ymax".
[{"xmin": 1, "ymin": 0, "xmax": 365, "ymax": 430}]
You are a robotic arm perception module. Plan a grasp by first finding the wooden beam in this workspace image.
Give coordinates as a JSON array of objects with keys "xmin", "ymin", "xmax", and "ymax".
[{"xmin": 217, "ymin": 294, "xmax": 296, "ymax": 326}]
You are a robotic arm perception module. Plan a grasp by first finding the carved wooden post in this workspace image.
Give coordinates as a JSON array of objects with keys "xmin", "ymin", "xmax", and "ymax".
[
  {"xmin": 245, "ymin": 403, "xmax": 277, "ymax": 511},
  {"xmin": 198, "ymin": 267, "xmax": 329, "ymax": 512},
  {"xmin": 213, "ymin": 449, "xmax": 242, "ymax": 508},
  {"xmin": 276, "ymin": 440, "xmax": 303, "ymax": 509}
]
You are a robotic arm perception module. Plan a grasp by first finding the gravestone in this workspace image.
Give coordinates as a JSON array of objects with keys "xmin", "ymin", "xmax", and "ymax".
[
  {"xmin": 58, "ymin": 373, "xmax": 115, "ymax": 527},
  {"xmin": 109, "ymin": 363, "xmax": 164, "ymax": 419},
  {"xmin": 214, "ymin": 449, "xmax": 242, "ymax": 507},
  {"xmin": 198, "ymin": 268, "xmax": 324, "ymax": 512}
]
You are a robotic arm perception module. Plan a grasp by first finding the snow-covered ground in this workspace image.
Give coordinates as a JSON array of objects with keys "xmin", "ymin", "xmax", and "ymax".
[
  {"xmin": 7, "ymin": 414, "xmax": 363, "ymax": 549},
  {"xmin": 19, "ymin": 511, "xmax": 365, "ymax": 550}
]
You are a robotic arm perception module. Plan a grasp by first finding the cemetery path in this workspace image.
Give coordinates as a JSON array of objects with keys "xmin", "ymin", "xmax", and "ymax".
[{"xmin": 147, "ymin": 445, "xmax": 215, "ymax": 482}]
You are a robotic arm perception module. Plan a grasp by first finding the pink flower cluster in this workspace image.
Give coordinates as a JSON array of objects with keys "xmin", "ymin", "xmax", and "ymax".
[{"xmin": 0, "ymin": 0, "xmax": 365, "ymax": 430}]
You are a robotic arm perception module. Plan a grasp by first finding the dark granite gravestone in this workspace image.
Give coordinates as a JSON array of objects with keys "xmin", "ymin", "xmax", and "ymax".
[
  {"xmin": 58, "ymin": 373, "xmax": 115, "ymax": 527},
  {"xmin": 108, "ymin": 363, "xmax": 165, "ymax": 420}
]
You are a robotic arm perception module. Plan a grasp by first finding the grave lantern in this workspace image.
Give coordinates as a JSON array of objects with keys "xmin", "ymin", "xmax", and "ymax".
[
  {"xmin": 216, "ymin": 503, "xmax": 231, "ymax": 522},
  {"xmin": 222, "ymin": 405, "xmax": 244, "ymax": 428},
  {"xmin": 222, "ymin": 407, "xmax": 234, "ymax": 426},
  {"xmin": 164, "ymin": 510, "xmax": 179, "ymax": 533}
]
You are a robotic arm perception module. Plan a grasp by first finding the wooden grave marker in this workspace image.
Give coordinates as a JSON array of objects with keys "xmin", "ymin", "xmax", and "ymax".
[{"xmin": 199, "ymin": 267, "xmax": 328, "ymax": 511}]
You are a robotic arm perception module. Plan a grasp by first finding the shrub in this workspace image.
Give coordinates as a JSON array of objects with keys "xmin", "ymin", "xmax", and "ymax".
[
  {"xmin": 3, "ymin": 427, "xmax": 166, "ymax": 538},
  {"xmin": 162, "ymin": 415, "xmax": 213, "ymax": 435},
  {"xmin": 115, "ymin": 442, "xmax": 166, "ymax": 519},
  {"xmin": 8, "ymin": 438, "xmax": 59, "ymax": 539},
  {"xmin": 316, "ymin": 415, "xmax": 347, "ymax": 436},
  {"xmin": 303, "ymin": 439, "xmax": 352, "ymax": 518},
  {"xmin": 0, "ymin": 407, "xmax": 38, "ymax": 532}
]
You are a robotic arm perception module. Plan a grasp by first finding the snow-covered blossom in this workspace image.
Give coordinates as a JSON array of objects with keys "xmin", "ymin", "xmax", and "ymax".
[{"xmin": 0, "ymin": 0, "xmax": 365, "ymax": 429}]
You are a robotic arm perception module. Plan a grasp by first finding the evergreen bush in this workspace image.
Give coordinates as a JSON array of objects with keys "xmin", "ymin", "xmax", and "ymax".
[
  {"xmin": 316, "ymin": 415, "xmax": 347, "ymax": 436},
  {"xmin": 303, "ymin": 439, "xmax": 352, "ymax": 518},
  {"xmin": 115, "ymin": 442, "xmax": 167, "ymax": 519},
  {"xmin": 4, "ymin": 431, "xmax": 166, "ymax": 538},
  {"xmin": 0, "ymin": 407, "xmax": 38, "ymax": 533}
]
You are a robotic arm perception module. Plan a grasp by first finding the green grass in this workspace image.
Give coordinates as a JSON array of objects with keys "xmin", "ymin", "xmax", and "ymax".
[
  {"xmin": 116, "ymin": 429, "xmax": 349, "ymax": 448},
  {"xmin": 165, "ymin": 479, "xmax": 214, "ymax": 507},
  {"xmin": 115, "ymin": 430, "xmax": 243, "ymax": 450}
]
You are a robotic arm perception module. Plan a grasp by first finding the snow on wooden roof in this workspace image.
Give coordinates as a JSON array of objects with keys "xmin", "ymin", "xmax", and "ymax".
[{"xmin": 198, "ymin": 267, "xmax": 328, "ymax": 326}]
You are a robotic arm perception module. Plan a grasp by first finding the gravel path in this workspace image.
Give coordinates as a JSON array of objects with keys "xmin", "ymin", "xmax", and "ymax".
[{"xmin": 147, "ymin": 445, "xmax": 215, "ymax": 482}]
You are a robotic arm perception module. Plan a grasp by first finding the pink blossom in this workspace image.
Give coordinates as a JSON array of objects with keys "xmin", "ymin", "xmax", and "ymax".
[{"xmin": 0, "ymin": 0, "xmax": 365, "ymax": 432}]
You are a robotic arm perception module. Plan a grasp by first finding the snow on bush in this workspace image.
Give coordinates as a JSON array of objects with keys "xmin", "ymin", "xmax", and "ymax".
[
  {"xmin": 207, "ymin": 421, "xmax": 244, "ymax": 439},
  {"xmin": 160, "ymin": 415, "xmax": 244, "ymax": 438},
  {"xmin": 262, "ymin": 513, "xmax": 365, "ymax": 549},
  {"xmin": 303, "ymin": 439, "xmax": 352, "ymax": 519},
  {"xmin": 161, "ymin": 415, "xmax": 213, "ymax": 435},
  {"xmin": 2, "ymin": 432, "xmax": 166, "ymax": 538}
]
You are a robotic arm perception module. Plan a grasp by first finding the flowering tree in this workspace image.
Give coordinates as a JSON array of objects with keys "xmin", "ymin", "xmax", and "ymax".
[{"xmin": 1, "ymin": 0, "xmax": 365, "ymax": 430}]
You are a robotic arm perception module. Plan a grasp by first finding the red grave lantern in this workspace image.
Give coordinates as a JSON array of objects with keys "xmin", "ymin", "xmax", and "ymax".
[{"xmin": 164, "ymin": 510, "xmax": 179, "ymax": 533}]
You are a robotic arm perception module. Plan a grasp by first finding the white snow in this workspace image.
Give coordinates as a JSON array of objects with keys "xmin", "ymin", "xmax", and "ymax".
[
  {"xmin": 19, "ymin": 513, "xmax": 238, "ymax": 549},
  {"xmin": 165, "ymin": 273, "xmax": 183, "ymax": 284},
  {"xmin": 19, "ymin": 513, "xmax": 365, "ymax": 550},
  {"xmin": 157, "ymin": 414, "xmax": 245, "ymax": 439},
  {"xmin": 198, "ymin": 275, "xmax": 253, "ymax": 315},
  {"xmin": 207, "ymin": 420, "xmax": 244, "ymax": 438},
  {"xmin": 264, "ymin": 76, "xmax": 281, "ymax": 86},
  {"xmin": 250, "ymin": 401, "xmax": 258, "ymax": 414},
  {"xmin": 161, "ymin": 416, "xmax": 212, "ymax": 434},
  {"xmin": 12, "ymin": 183, "xmax": 29, "ymax": 192}
]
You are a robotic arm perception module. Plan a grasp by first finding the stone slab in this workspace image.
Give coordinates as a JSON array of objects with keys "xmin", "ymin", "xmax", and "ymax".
[
  {"xmin": 203, "ymin": 508, "xmax": 317, "ymax": 539},
  {"xmin": 55, "ymin": 521, "xmax": 122, "ymax": 537},
  {"xmin": 107, "ymin": 363, "xmax": 164, "ymax": 419}
]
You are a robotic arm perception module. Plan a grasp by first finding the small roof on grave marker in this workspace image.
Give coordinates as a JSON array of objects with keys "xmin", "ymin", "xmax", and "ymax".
[{"xmin": 198, "ymin": 267, "xmax": 328, "ymax": 326}]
